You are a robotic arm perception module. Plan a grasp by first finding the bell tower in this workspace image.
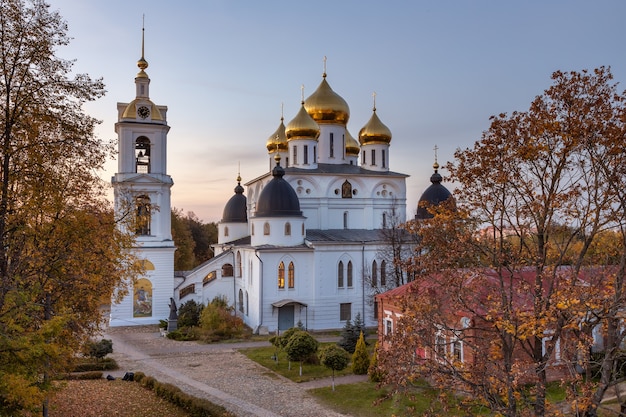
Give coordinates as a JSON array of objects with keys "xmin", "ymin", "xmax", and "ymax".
[{"xmin": 110, "ymin": 27, "xmax": 175, "ymax": 326}]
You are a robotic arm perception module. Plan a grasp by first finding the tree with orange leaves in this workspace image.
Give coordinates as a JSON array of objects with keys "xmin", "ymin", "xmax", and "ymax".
[{"xmin": 378, "ymin": 67, "xmax": 626, "ymax": 417}]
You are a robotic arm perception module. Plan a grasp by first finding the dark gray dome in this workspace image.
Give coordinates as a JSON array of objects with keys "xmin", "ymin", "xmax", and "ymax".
[
  {"xmin": 222, "ymin": 178, "xmax": 247, "ymax": 223},
  {"xmin": 255, "ymin": 159, "xmax": 302, "ymax": 217},
  {"xmin": 415, "ymin": 165, "xmax": 453, "ymax": 220}
]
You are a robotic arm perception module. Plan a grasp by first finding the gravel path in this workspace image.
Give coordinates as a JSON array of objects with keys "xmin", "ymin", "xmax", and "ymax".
[{"xmin": 104, "ymin": 326, "xmax": 363, "ymax": 417}]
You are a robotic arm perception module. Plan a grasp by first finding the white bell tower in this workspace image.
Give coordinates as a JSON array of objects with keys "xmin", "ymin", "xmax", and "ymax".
[{"xmin": 110, "ymin": 27, "xmax": 175, "ymax": 326}]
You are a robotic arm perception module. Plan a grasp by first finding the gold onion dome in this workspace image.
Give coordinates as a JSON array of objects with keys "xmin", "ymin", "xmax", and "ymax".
[
  {"xmin": 358, "ymin": 107, "xmax": 392, "ymax": 145},
  {"xmin": 345, "ymin": 129, "xmax": 360, "ymax": 156},
  {"xmin": 266, "ymin": 117, "xmax": 288, "ymax": 152},
  {"xmin": 286, "ymin": 103, "xmax": 320, "ymax": 141},
  {"xmin": 304, "ymin": 74, "xmax": 350, "ymax": 125}
]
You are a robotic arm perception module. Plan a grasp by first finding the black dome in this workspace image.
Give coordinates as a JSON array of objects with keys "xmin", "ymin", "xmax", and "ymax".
[
  {"xmin": 222, "ymin": 180, "xmax": 247, "ymax": 223},
  {"xmin": 415, "ymin": 168, "xmax": 453, "ymax": 220},
  {"xmin": 255, "ymin": 161, "xmax": 302, "ymax": 217}
]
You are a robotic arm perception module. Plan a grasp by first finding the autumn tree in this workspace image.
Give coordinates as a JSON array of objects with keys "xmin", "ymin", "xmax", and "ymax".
[
  {"xmin": 379, "ymin": 67, "xmax": 626, "ymax": 417},
  {"xmin": 0, "ymin": 0, "xmax": 139, "ymax": 414}
]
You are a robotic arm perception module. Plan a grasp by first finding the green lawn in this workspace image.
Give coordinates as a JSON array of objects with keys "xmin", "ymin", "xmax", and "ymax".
[{"xmin": 239, "ymin": 342, "xmax": 353, "ymax": 382}]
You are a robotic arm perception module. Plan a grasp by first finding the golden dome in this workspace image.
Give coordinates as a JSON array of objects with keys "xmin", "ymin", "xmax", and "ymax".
[
  {"xmin": 266, "ymin": 117, "xmax": 288, "ymax": 152},
  {"xmin": 121, "ymin": 99, "xmax": 163, "ymax": 121},
  {"xmin": 345, "ymin": 129, "xmax": 360, "ymax": 156},
  {"xmin": 304, "ymin": 74, "xmax": 350, "ymax": 125},
  {"xmin": 358, "ymin": 108, "xmax": 392, "ymax": 145},
  {"xmin": 286, "ymin": 103, "xmax": 320, "ymax": 141}
]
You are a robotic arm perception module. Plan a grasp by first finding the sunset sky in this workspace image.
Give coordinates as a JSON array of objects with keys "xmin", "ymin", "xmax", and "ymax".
[{"xmin": 48, "ymin": 0, "xmax": 626, "ymax": 223}]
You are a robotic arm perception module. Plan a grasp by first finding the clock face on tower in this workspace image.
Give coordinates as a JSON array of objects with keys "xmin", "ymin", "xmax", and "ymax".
[{"xmin": 137, "ymin": 105, "xmax": 151, "ymax": 119}]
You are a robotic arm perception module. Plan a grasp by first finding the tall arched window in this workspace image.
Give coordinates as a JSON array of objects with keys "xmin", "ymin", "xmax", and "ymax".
[
  {"xmin": 372, "ymin": 260, "xmax": 378, "ymax": 287},
  {"xmin": 381, "ymin": 260, "xmax": 387, "ymax": 286},
  {"xmin": 238, "ymin": 289, "xmax": 244, "ymax": 313},
  {"xmin": 284, "ymin": 222, "xmax": 291, "ymax": 236},
  {"xmin": 236, "ymin": 252, "xmax": 242, "ymax": 278},
  {"xmin": 288, "ymin": 262, "xmax": 295, "ymax": 288},
  {"xmin": 224, "ymin": 226, "xmax": 229, "ymax": 237},
  {"xmin": 337, "ymin": 261, "xmax": 344, "ymax": 288},
  {"xmin": 347, "ymin": 261, "xmax": 353, "ymax": 287},
  {"xmin": 278, "ymin": 261, "xmax": 285, "ymax": 289},
  {"xmin": 264, "ymin": 222, "xmax": 270, "ymax": 235},
  {"xmin": 135, "ymin": 136, "xmax": 151, "ymax": 173},
  {"xmin": 135, "ymin": 195, "xmax": 151, "ymax": 235},
  {"xmin": 245, "ymin": 291, "xmax": 249, "ymax": 315}
]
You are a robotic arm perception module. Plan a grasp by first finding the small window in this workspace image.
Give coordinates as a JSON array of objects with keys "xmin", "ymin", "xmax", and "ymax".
[
  {"xmin": 238, "ymin": 289, "xmax": 244, "ymax": 313},
  {"xmin": 264, "ymin": 222, "xmax": 270, "ymax": 235},
  {"xmin": 245, "ymin": 291, "xmax": 249, "ymax": 316},
  {"xmin": 236, "ymin": 252, "xmax": 242, "ymax": 278},
  {"xmin": 343, "ymin": 211, "xmax": 348, "ymax": 229},
  {"xmin": 340, "ymin": 303, "xmax": 351, "ymax": 321},
  {"xmin": 371, "ymin": 149, "xmax": 376, "ymax": 166},
  {"xmin": 288, "ymin": 262, "xmax": 295, "ymax": 288},
  {"xmin": 301, "ymin": 223, "xmax": 305, "ymax": 235},
  {"xmin": 293, "ymin": 146, "xmax": 298, "ymax": 165},
  {"xmin": 362, "ymin": 150, "xmax": 366, "ymax": 164},
  {"xmin": 382, "ymin": 149, "xmax": 386, "ymax": 168},
  {"xmin": 313, "ymin": 145, "xmax": 317, "ymax": 162},
  {"xmin": 304, "ymin": 145, "xmax": 309, "ymax": 164},
  {"xmin": 224, "ymin": 226, "xmax": 229, "ymax": 237},
  {"xmin": 337, "ymin": 261, "xmax": 344, "ymax": 288},
  {"xmin": 222, "ymin": 264, "xmax": 233, "ymax": 277},
  {"xmin": 284, "ymin": 222, "xmax": 291, "ymax": 236},
  {"xmin": 251, "ymin": 223, "xmax": 255, "ymax": 235},
  {"xmin": 372, "ymin": 260, "xmax": 378, "ymax": 287},
  {"xmin": 278, "ymin": 261, "xmax": 285, "ymax": 289},
  {"xmin": 384, "ymin": 318, "xmax": 393, "ymax": 335},
  {"xmin": 382, "ymin": 213, "xmax": 387, "ymax": 229},
  {"xmin": 381, "ymin": 260, "xmax": 387, "ymax": 287},
  {"xmin": 330, "ymin": 133, "xmax": 334, "ymax": 158},
  {"xmin": 452, "ymin": 337, "xmax": 463, "ymax": 362},
  {"xmin": 347, "ymin": 261, "xmax": 353, "ymax": 287}
]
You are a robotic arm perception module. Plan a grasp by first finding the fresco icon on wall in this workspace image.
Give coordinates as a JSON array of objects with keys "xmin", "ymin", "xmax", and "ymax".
[{"xmin": 133, "ymin": 278, "xmax": 153, "ymax": 317}]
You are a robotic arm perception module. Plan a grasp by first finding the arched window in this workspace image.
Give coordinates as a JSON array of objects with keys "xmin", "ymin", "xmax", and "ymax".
[
  {"xmin": 264, "ymin": 222, "xmax": 270, "ymax": 235},
  {"xmin": 343, "ymin": 211, "xmax": 348, "ymax": 229},
  {"xmin": 236, "ymin": 252, "xmax": 242, "ymax": 278},
  {"xmin": 238, "ymin": 289, "xmax": 244, "ymax": 313},
  {"xmin": 347, "ymin": 261, "xmax": 353, "ymax": 287},
  {"xmin": 382, "ymin": 213, "xmax": 387, "ymax": 229},
  {"xmin": 135, "ymin": 195, "xmax": 151, "ymax": 235},
  {"xmin": 135, "ymin": 136, "xmax": 151, "ymax": 173},
  {"xmin": 245, "ymin": 291, "xmax": 249, "ymax": 315},
  {"xmin": 224, "ymin": 226, "xmax": 229, "ymax": 237},
  {"xmin": 222, "ymin": 264, "xmax": 233, "ymax": 277},
  {"xmin": 278, "ymin": 261, "xmax": 285, "ymax": 289},
  {"xmin": 381, "ymin": 260, "xmax": 387, "ymax": 286},
  {"xmin": 337, "ymin": 261, "xmax": 344, "ymax": 288},
  {"xmin": 372, "ymin": 260, "xmax": 378, "ymax": 287},
  {"xmin": 288, "ymin": 262, "xmax": 295, "ymax": 288},
  {"xmin": 284, "ymin": 222, "xmax": 291, "ymax": 236}
]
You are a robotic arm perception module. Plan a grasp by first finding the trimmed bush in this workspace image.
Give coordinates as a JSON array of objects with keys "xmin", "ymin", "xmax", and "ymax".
[
  {"xmin": 84, "ymin": 338, "xmax": 113, "ymax": 360},
  {"xmin": 72, "ymin": 357, "xmax": 118, "ymax": 372},
  {"xmin": 65, "ymin": 371, "xmax": 103, "ymax": 380}
]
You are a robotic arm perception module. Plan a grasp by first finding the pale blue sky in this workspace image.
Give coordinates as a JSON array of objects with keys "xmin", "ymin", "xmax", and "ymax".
[{"xmin": 49, "ymin": 0, "xmax": 626, "ymax": 222}]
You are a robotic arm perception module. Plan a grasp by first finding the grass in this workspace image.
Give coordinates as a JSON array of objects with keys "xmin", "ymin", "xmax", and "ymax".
[{"xmin": 239, "ymin": 341, "xmax": 354, "ymax": 382}]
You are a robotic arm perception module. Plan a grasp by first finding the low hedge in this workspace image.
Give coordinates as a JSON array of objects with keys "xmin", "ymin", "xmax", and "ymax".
[
  {"xmin": 72, "ymin": 357, "xmax": 118, "ymax": 372},
  {"xmin": 66, "ymin": 371, "xmax": 103, "ymax": 380},
  {"xmin": 133, "ymin": 372, "xmax": 235, "ymax": 417}
]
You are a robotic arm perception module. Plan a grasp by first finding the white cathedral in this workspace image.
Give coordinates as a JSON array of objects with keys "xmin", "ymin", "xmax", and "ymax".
[{"xmin": 109, "ymin": 40, "xmax": 444, "ymax": 332}]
